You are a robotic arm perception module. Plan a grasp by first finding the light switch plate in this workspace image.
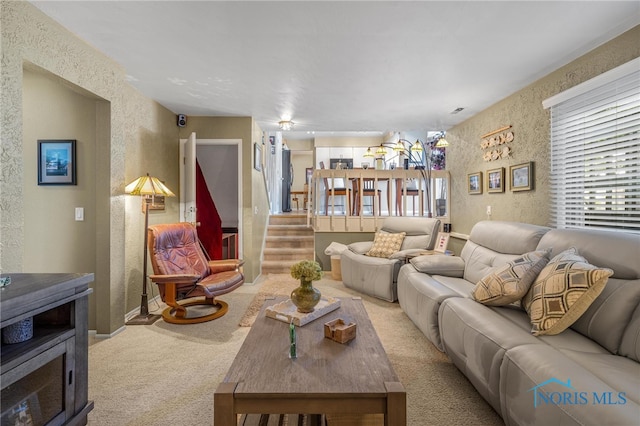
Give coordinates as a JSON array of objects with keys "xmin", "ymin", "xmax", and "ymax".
[{"xmin": 75, "ymin": 207, "xmax": 84, "ymax": 221}]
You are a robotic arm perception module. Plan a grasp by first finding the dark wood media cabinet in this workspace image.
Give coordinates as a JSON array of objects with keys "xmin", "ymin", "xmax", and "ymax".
[{"xmin": 1, "ymin": 273, "xmax": 94, "ymax": 426}]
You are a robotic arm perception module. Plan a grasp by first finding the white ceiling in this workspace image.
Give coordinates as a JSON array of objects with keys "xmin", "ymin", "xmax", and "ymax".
[{"xmin": 31, "ymin": 1, "xmax": 639, "ymax": 138}]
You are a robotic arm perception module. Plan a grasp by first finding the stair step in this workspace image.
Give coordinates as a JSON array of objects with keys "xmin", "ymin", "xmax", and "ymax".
[
  {"xmin": 267, "ymin": 224, "xmax": 314, "ymax": 237},
  {"xmin": 263, "ymin": 247, "xmax": 314, "ymax": 261},
  {"xmin": 269, "ymin": 215, "xmax": 308, "ymax": 226},
  {"xmin": 262, "ymin": 214, "xmax": 316, "ymax": 276},
  {"xmin": 265, "ymin": 236, "xmax": 314, "ymax": 249}
]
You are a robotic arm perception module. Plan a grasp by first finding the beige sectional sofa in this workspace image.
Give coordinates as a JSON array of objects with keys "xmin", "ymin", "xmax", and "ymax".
[{"xmin": 397, "ymin": 221, "xmax": 640, "ymax": 425}]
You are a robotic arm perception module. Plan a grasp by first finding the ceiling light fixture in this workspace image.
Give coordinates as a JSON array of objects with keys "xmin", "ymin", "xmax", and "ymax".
[{"xmin": 279, "ymin": 120, "xmax": 294, "ymax": 131}]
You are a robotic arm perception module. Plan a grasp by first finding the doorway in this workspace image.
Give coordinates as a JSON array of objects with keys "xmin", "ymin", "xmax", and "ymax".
[{"xmin": 180, "ymin": 137, "xmax": 243, "ymax": 258}]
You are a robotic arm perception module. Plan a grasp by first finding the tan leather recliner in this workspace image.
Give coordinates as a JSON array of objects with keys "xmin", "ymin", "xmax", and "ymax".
[{"xmin": 147, "ymin": 222, "xmax": 244, "ymax": 324}]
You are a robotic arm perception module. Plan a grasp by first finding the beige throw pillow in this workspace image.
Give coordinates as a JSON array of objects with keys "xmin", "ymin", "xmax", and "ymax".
[
  {"xmin": 522, "ymin": 247, "xmax": 613, "ymax": 336},
  {"xmin": 366, "ymin": 232, "xmax": 406, "ymax": 259},
  {"xmin": 473, "ymin": 249, "xmax": 551, "ymax": 306}
]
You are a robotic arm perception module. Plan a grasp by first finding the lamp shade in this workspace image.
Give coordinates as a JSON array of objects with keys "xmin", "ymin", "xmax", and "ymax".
[
  {"xmin": 125, "ymin": 173, "xmax": 175, "ymax": 197},
  {"xmin": 363, "ymin": 147, "xmax": 375, "ymax": 158},
  {"xmin": 435, "ymin": 137, "xmax": 449, "ymax": 147},
  {"xmin": 375, "ymin": 144, "xmax": 388, "ymax": 156}
]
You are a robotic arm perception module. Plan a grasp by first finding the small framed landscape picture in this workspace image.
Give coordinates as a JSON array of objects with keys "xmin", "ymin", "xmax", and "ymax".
[
  {"xmin": 487, "ymin": 167, "xmax": 505, "ymax": 193},
  {"xmin": 38, "ymin": 139, "xmax": 76, "ymax": 185},
  {"xmin": 510, "ymin": 161, "xmax": 534, "ymax": 191},
  {"xmin": 468, "ymin": 172, "xmax": 482, "ymax": 195}
]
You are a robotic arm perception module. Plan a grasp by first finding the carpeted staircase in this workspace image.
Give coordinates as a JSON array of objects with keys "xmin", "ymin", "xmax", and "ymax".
[{"xmin": 261, "ymin": 214, "xmax": 314, "ymax": 274}]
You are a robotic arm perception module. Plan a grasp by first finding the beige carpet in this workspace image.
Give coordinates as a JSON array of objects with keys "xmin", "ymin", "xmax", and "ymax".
[
  {"xmin": 87, "ymin": 275, "xmax": 503, "ymax": 426},
  {"xmin": 238, "ymin": 274, "xmax": 300, "ymax": 327}
]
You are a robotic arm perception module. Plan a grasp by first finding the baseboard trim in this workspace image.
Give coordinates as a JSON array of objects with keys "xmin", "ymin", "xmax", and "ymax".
[{"xmin": 90, "ymin": 326, "xmax": 125, "ymax": 339}]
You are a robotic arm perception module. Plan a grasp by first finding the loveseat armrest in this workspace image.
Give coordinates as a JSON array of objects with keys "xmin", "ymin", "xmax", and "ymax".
[
  {"xmin": 348, "ymin": 241, "xmax": 374, "ymax": 255},
  {"xmin": 208, "ymin": 259, "xmax": 245, "ymax": 273},
  {"xmin": 389, "ymin": 248, "xmax": 427, "ymax": 260},
  {"xmin": 410, "ymin": 255, "xmax": 465, "ymax": 277},
  {"xmin": 149, "ymin": 274, "xmax": 200, "ymax": 284}
]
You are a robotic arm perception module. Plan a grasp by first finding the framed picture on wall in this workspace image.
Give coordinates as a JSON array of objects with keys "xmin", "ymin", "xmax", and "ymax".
[
  {"xmin": 510, "ymin": 161, "xmax": 534, "ymax": 191},
  {"xmin": 468, "ymin": 172, "xmax": 482, "ymax": 194},
  {"xmin": 253, "ymin": 143, "xmax": 262, "ymax": 172},
  {"xmin": 38, "ymin": 139, "xmax": 77, "ymax": 185},
  {"xmin": 487, "ymin": 167, "xmax": 505, "ymax": 193}
]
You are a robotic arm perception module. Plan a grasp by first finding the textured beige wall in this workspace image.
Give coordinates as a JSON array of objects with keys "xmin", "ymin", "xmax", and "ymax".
[
  {"xmin": 23, "ymin": 68, "xmax": 98, "ymax": 276},
  {"xmin": 446, "ymin": 25, "xmax": 640, "ymax": 236},
  {"xmin": 180, "ymin": 116, "xmax": 269, "ymax": 282},
  {"xmin": 1, "ymin": 2, "xmax": 179, "ymax": 333}
]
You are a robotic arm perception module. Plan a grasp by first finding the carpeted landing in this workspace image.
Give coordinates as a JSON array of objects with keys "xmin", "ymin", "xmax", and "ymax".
[{"xmin": 87, "ymin": 274, "xmax": 503, "ymax": 426}]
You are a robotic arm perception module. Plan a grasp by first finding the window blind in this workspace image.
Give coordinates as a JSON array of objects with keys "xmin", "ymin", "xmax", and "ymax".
[{"xmin": 547, "ymin": 62, "xmax": 640, "ymax": 234}]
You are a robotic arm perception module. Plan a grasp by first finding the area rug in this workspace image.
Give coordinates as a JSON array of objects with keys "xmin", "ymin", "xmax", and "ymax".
[
  {"xmin": 238, "ymin": 274, "xmax": 298, "ymax": 326},
  {"xmin": 238, "ymin": 273, "xmax": 368, "ymax": 327}
]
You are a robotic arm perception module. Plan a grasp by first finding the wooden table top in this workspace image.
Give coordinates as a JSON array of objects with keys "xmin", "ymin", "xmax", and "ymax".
[{"xmin": 224, "ymin": 296, "xmax": 400, "ymax": 397}]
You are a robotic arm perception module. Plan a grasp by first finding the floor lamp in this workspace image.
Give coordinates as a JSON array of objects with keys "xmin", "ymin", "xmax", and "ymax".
[{"xmin": 125, "ymin": 173, "xmax": 175, "ymax": 325}]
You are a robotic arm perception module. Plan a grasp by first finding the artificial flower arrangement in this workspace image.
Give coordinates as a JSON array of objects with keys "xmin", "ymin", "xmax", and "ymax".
[{"xmin": 290, "ymin": 260, "xmax": 323, "ymax": 282}]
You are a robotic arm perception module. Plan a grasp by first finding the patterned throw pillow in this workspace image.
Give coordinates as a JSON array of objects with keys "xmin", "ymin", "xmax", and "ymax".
[
  {"xmin": 366, "ymin": 232, "xmax": 406, "ymax": 259},
  {"xmin": 522, "ymin": 247, "xmax": 613, "ymax": 336},
  {"xmin": 472, "ymin": 249, "xmax": 551, "ymax": 306}
]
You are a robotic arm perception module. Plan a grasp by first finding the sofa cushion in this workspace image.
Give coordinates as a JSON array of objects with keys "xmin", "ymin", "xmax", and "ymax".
[
  {"xmin": 460, "ymin": 241, "xmax": 522, "ymax": 284},
  {"xmin": 472, "ymin": 249, "xmax": 551, "ymax": 306},
  {"xmin": 500, "ymin": 344, "xmax": 640, "ymax": 426},
  {"xmin": 380, "ymin": 217, "xmax": 440, "ymax": 250},
  {"xmin": 537, "ymin": 228, "xmax": 640, "ymax": 355},
  {"xmin": 468, "ymin": 220, "xmax": 550, "ymax": 255},
  {"xmin": 522, "ymin": 248, "xmax": 613, "ymax": 336},
  {"xmin": 366, "ymin": 231, "xmax": 406, "ymax": 258}
]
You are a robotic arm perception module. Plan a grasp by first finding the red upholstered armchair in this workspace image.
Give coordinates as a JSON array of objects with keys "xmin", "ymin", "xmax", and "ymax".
[{"xmin": 147, "ymin": 222, "xmax": 244, "ymax": 324}]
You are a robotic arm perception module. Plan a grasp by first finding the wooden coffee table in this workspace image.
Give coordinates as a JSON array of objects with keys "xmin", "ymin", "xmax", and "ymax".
[{"xmin": 214, "ymin": 296, "xmax": 406, "ymax": 425}]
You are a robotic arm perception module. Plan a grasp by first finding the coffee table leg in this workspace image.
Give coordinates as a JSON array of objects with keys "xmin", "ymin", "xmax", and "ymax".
[
  {"xmin": 385, "ymin": 381, "xmax": 406, "ymax": 426},
  {"xmin": 214, "ymin": 382, "xmax": 238, "ymax": 426}
]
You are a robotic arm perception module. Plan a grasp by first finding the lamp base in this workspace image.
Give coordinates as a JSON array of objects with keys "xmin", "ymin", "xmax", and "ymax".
[{"xmin": 125, "ymin": 313, "xmax": 161, "ymax": 325}]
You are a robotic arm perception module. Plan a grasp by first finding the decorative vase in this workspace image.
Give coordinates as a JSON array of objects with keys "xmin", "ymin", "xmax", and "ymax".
[{"xmin": 290, "ymin": 279, "xmax": 321, "ymax": 313}]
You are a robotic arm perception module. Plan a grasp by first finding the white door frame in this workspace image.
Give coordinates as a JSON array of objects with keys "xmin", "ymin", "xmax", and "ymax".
[{"xmin": 179, "ymin": 138, "xmax": 243, "ymax": 258}]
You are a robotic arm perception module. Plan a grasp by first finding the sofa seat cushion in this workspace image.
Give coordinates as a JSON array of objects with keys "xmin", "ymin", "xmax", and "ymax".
[
  {"xmin": 439, "ymin": 297, "xmax": 544, "ymax": 413},
  {"xmin": 500, "ymin": 344, "xmax": 640, "ymax": 426},
  {"xmin": 493, "ymin": 306, "xmax": 614, "ymax": 354},
  {"xmin": 341, "ymin": 249, "xmax": 401, "ymax": 302},
  {"xmin": 472, "ymin": 249, "xmax": 551, "ymax": 306},
  {"xmin": 560, "ymin": 349, "xmax": 640, "ymax": 406},
  {"xmin": 523, "ymin": 248, "xmax": 613, "ymax": 336},
  {"xmin": 397, "ymin": 266, "xmax": 473, "ymax": 351}
]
